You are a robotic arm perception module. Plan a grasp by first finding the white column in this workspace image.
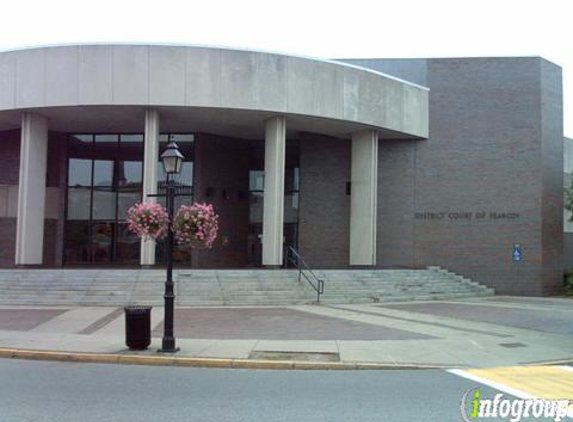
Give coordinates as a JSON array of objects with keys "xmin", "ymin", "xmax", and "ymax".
[
  {"xmin": 15, "ymin": 113, "xmax": 49, "ymax": 265},
  {"xmin": 350, "ymin": 129, "xmax": 378, "ymax": 266},
  {"xmin": 140, "ymin": 109, "xmax": 160, "ymax": 266},
  {"xmin": 262, "ymin": 116, "xmax": 286, "ymax": 266}
]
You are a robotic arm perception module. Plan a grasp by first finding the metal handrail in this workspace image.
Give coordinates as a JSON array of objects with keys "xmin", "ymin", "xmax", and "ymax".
[{"xmin": 283, "ymin": 245, "xmax": 325, "ymax": 303}]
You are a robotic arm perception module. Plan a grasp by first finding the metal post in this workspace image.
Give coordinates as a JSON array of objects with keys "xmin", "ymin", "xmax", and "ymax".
[{"xmin": 160, "ymin": 173, "xmax": 179, "ymax": 353}]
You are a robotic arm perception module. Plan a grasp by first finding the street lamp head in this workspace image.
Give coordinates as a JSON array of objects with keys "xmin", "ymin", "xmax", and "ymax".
[{"xmin": 161, "ymin": 142, "xmax": 185, "ymax": 175}]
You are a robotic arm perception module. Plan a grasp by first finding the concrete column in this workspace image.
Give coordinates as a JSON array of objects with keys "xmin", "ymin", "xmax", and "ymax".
[
  {"xmin": 262, "ymin": 116, "xmax": 286, "ymax": 266},
  {"xmin": 140, "ymin": 109, "xmax": 160, "ymax": 266},
  {"xmin": 15, "ymin": 113, "xmax": 49, "ymax": 265},
  {"xmin": 350, "ymin": 129, "xmax": 378, "ymax": 266}
]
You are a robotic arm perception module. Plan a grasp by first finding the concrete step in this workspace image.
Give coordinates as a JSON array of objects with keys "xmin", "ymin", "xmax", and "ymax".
[{"xmin": 0, "ymin": 268, "xmax": 494, "ymax": 306}]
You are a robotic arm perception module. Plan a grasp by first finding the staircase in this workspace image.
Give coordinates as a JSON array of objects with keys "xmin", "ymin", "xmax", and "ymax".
[
  {"xmin": 0, "ymin": 267, "xmax": 494, "ymax": 306},
  {"xmin": 316, "ymin": 267, "xmax": 494, "ymax": 303}
]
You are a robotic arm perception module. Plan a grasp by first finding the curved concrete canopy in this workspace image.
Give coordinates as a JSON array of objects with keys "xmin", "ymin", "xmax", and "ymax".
[{"xmin": 0, "ymin": 45, "xmax": 429, "ymax": 139}]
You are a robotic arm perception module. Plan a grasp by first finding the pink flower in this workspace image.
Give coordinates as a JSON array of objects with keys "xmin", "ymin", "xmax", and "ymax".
[
  {"xmin": 172, "ymin": 202, "xmax": 219, "ymax": 248},
  {"xmin": 126, "ymin": 202, "xmax": 169, "ymax": 240}
]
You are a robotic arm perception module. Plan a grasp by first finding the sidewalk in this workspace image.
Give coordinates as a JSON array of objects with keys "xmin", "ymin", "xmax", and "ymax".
[{"xmin": 0, "ymin": 296, "xmax": 571, "ymax": 369}]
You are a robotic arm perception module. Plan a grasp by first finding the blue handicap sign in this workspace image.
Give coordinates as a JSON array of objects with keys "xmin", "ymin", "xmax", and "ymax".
[{"xmin": 512, "ymin": 244, "xmax": 523, "ymax": 262}]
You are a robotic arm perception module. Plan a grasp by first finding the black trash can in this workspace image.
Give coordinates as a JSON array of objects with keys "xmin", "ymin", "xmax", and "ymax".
[{"xmin": 124, "ymin": 306, "xmax": 152, "ymax": 350}]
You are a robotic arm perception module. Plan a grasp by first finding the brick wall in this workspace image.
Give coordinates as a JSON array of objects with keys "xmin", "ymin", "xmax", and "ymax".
[
  {"xmin": 342, "ymin": 57, "xmax": 564, "ymax": 295},
  {"xmin": 298, "ymin": 133, "xmax": 350, "ymax": 268},
  {"xmin": 193, "ymin": 133, "xmax": 250, "ymax": 268},
  {"xmin": 540, "ymin": 60, "xmax": 564, "ymax": 294},
  {"xmin": 376, "ymin": 140, "xmax": 417, "ymax": 268}
]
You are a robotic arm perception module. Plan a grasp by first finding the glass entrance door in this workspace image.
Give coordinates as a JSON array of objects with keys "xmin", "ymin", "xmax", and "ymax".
[{"xmin": 64, "ymin": 134, "xmax": 143, "ymax": 265}]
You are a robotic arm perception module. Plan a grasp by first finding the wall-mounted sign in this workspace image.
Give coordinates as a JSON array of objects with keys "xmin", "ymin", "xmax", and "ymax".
[
  {"xmin": 512, "ymin": 244, "xmax": 523, "ymax": 262},
  {"xmin": 414, "ymin": 211, "xmax": 521, "ymax": 221}
]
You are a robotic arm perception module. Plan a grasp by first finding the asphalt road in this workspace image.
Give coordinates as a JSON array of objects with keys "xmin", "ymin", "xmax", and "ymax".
[{"xmin": 0, "ymin": 359, "xmax": 539, "ymax": 422}]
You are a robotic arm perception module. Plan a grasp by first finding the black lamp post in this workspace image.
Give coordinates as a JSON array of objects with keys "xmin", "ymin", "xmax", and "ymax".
[{"xmin": 158, "ymin": 140, "xmax": 184, "ymax": 353}]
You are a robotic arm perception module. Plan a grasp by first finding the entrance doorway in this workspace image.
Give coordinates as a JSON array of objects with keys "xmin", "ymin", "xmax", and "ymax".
[
  {"xmin": 64, "ymin": 134, "xmax": 143, "ymax": 265},
  {"xmin": 64, "ymin": 133, "xmax": 194, "ymax": 265}
]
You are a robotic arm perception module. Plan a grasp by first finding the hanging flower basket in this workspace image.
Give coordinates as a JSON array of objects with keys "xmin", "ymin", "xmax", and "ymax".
[
  {"xmin": 126, "ymin": 202, "xmax": 169, "ymax": 240},
  {"xmin": 173, "ymin": 203, "xmax": 219, "ymax": 249}
]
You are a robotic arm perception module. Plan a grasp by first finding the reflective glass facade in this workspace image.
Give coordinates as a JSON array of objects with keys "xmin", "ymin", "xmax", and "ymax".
[
  {"xmin": 64, "ymin": 133, "xmax": 194, "ymax": 265},
  {"xmin": 64, "ymin": 133, "xmax": 298, "ymax": 267}
]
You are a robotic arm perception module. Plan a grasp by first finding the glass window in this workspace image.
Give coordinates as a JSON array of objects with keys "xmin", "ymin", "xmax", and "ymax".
[
  {"xmin": 64, "ymin": 222, "xmax": 90, "ymax": 264},
  {"xmin": 118, "ymin": 161, "xmax": 142, "ymax": 187},
  {"xmin": 171, "ymin": 134, "xmax": 195, "ymax": 143},
  {"xmin": 160, "ymin": 134, "xmax": 195, "ymax": 143},
  {"xmin": 294, "ymin": 168, "xmax": 300, "ymax": 191},
  {"xmin": 66, "ymin": 132, "xmax": 194, "ymax": 265},
  {"xmin": 71, "ymin": 134, "xmax": 93, "ymax": 143},
  {"xmin": 175, "ymin": 162, "xmax": 193, "ymax": 187},
  {"xmin": 247, "ymin": 223, "xmax": 263, "ymax": 267},
  {"xmin": 118, "ymin": 140, "xmax": 143, "ymax": 158},
  {"xmin": 115, "ymin": 223, "xmax": 139, "ymax": 263},
  {"xmin": 175, "ymin": 195, "xmax": 193, "ymax": 211},
  {"xmin": 92, "ymin": 188, "xmax": 115, "ymax": 220},
  {"xmin": 93, "ymin": 160, "xmax": 114, "ymax": 186},
  {"xmin": 120, "ymin": 134, "xmax": 143, "ymax": 143},
  {"xmin": 249, "ymin": 192, "xmax": 264, "ymax": 224},
  {"xmin": 95, "ymin": 134, "xmax": 118, "ymax": 144},
  {"xmin": 117, "ymin": 190, "xmax": 142, "ymax": 220},
  {"xmin": 67, "ymin": 188, "xmax": 91, "ymax": 220},
  {"xmin": 153, "ymin": 195, "xmax": 193, "ymax": 213},
  {"xmin": 157, "ymin": 161, "xmax": 166, "ymax": 183},
  {"xmin": 68, "ymin": 135, "xmax": 93, "ymax": 158},
  {"xmin": 92, "ymin": 222, "xmax": 114, "ymax": 263},
  {"xmin": 284, "ymin": 192, "xmax": 299, "ymax": 224},
  {"xmin": 155, "ymin": 238, "xmax": 193, "ymax": 264},
  {"xmin": 94, "ymin": 135, "xmax": 118, "ymax": 157},
  {"xmin": 249, "ymin": 171, "xmax": 264, "ymax": 191},
  {"xmin": 285, "ymin": 167, "xmax": 300, "ymax": 192},
  {"xmin": 249, "ymin": 141, "xmax": 264, "ymax": 171},
  {"xmin": 68, "ymin": 159, "xmax": 92, "ymax": 187}
]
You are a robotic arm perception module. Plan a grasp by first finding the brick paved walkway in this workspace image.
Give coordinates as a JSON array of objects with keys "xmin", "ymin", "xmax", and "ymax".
[
  {"xmin": 0, "ymin": 297, "xmax": 572, "ymax": 367},
  {"xmin": 152, "ymin": 308, "xmax": 434, "ymax": 340},
  {"xmin": 0, "ymin": 309, "xmax": 68, "ymax": 331}
]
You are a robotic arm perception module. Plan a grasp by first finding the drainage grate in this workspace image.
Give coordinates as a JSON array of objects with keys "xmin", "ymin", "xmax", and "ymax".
[
  {"xmin": 499, "ymin": 342, "xmax": 528, "ymax": 348},
  {"xmin": 249, "ymin": 351, "xmax": 340, "ymax": 362}
]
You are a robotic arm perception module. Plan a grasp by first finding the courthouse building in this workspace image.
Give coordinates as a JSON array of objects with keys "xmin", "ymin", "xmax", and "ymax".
[{"xmin": 0, "ymin": 44, "xmax": 564, "ymax": 295}]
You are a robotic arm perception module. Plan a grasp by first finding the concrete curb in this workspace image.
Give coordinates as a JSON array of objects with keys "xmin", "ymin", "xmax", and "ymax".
[
  {"xmin": 0, "ymin": 347, "xmax": 451, "ymax": 370},
  {"xmin": 522, "ymin": 358, "xmax": 573, "ymax": 366}
]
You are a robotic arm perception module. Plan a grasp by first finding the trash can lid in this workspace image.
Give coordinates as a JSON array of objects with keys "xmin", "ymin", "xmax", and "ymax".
[{"xmin": 124, "ymin": 306, "xmax": 152, "ymax": 313}]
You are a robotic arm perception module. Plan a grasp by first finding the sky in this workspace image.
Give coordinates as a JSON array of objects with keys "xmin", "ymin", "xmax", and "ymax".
[{"xmin": 0, "ymin": 0, "xmax": 570, "ymax": 137}]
